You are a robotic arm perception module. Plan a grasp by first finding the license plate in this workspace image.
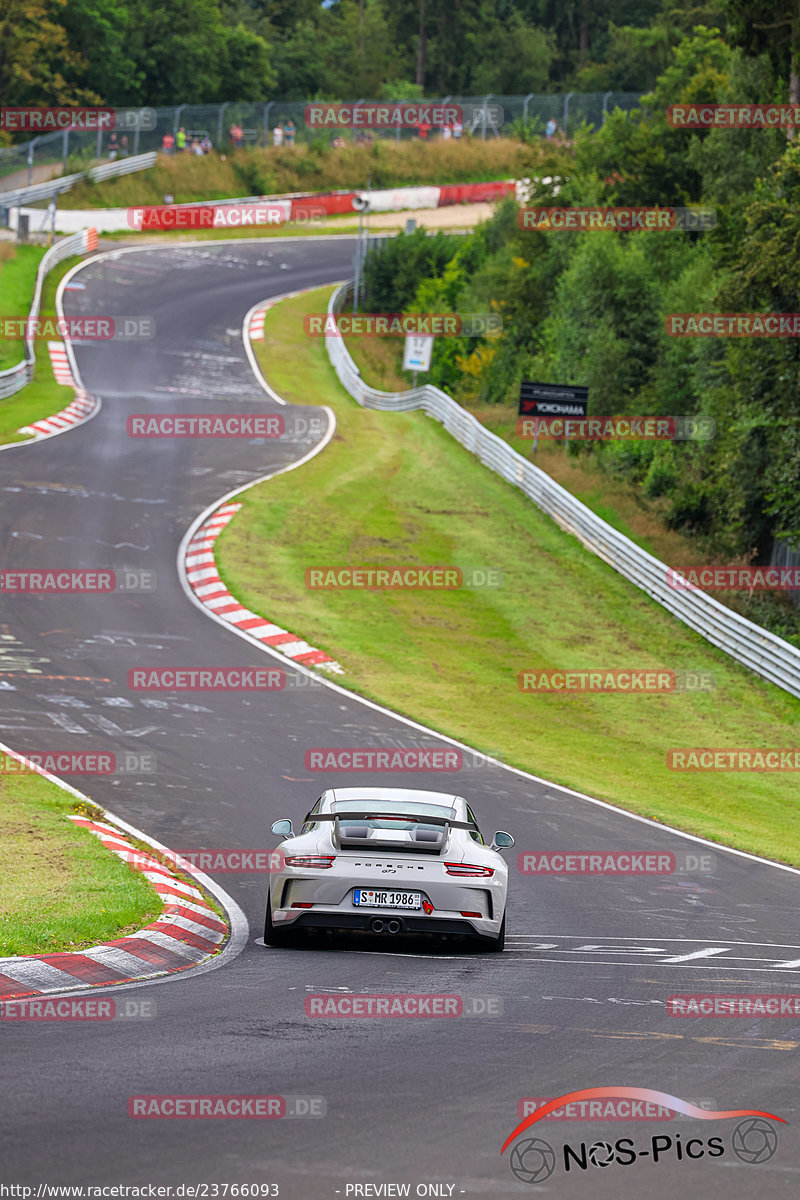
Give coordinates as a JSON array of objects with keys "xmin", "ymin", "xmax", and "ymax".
[{"xmin": 353, "ymin": 889, "xmax": 422, "ymax": 910}]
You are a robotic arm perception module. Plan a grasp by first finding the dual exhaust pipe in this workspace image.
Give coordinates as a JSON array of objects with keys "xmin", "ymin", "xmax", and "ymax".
[{"xmin": 371, "ymin": 917, "xmax": 402, "ymax": 934}]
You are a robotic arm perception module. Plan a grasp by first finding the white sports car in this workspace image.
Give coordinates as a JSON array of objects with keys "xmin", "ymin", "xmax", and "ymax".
[{"xmin": 264, "ymin": 786, "xmax": 514, "ymax": 951}]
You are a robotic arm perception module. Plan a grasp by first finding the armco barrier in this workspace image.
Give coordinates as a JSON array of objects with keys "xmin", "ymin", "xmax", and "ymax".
[
  {"xmin": 325, "ymin": 281, "xmax": 800, "ymax": 701},
  {"xmin": 0, "ymin": 152, "xmax": 158, "ymax": 211},
  {"xmin": 0, "ymin": 228, "xmax": 97, "ymax": 400}
]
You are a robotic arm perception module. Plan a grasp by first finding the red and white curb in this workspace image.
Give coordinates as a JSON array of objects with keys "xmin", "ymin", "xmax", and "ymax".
[
  {"xmin": 184, "ymin": 502, "xmax": 343, "ymax": 673},
  {"xmin": 17, "ymin": 341, "xmax": 99, "ymax": 440},
  {"xmin": 0, "ymin": 816, "xmax": 227, "ymax": 1001}
]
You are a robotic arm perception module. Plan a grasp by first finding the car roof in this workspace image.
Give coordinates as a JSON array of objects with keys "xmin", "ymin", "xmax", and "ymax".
[{"xmin": 323, "ymin": 786, "xmax": 463, "ymax": 810}]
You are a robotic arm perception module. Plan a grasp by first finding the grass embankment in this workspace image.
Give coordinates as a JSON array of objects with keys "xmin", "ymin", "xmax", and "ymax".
[
  {"xmin": 0, "ymin": 253, "xmax": 86, "ymax": 447},
  {"xmin": 63, "ymin": 138, "xmax": 541, "ymax": 208},
  {"xmin": 0, "ymin": 777, "xmax": 160, "ymax": 957},
  {"xmin": 0, "ymin": 243, "xmax": 45, "ymax": 369},
  {"xmin": 214, "ymin": 284, "xmax": 800, "ymax": 867},
  {"xmin": 346, "ymin": 330, "xmax": 800, "ymax": 645}
]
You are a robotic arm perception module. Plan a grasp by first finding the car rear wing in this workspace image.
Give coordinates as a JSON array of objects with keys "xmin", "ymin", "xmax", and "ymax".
[{"xmin": 306, "ymin": 811, "xmax": 478, "ymax": 855}]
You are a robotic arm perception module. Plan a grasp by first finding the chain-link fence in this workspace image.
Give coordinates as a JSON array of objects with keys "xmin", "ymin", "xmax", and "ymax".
[{"xmin": 0, "ymin": 93, "xmax": 643, "ymax": 186}]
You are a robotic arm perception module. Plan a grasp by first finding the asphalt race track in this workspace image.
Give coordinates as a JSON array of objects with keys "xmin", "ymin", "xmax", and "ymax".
[{"xmin": 1, "ymin": 238, "xmax": 798, "ymax": 1197}]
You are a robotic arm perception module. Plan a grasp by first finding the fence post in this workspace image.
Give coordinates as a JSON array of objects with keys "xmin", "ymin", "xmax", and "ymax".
[
  {"xmin": 563, "ymin": 91, "xmax": 573, "ymax": 133},
  {"xmin": 482, "ymin": 94, "xmax": 493, "ymax": 140},
  {"xmin": 523, "ymin": 93, "xmax": 534, "ymax": 126},
  {"xmin": 27, "ymin": 141, "xmax": 34, "ymax": 186},
  {"xmin": 175, "ymin": 104, "xmax": 185, "ymax": 138},
  {"xmin": 218, "ymin": 102, "xmax": 228, "ymax": 147},
  {"xmin": 602, "ymin": 91, "xmax": 612, "ymax": 123},
  {"xmin": 262, "ymin": 102, "xmax": 273, "ymax": 147}
]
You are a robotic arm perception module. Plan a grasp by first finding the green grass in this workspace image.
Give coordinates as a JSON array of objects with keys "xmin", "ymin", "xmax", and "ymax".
[
  {"xmin": 62, "ymin": 138, "xmax": 541, "ymax": 209},
  {"xmin": 0, "ymin": 255, "xmax": 86, "ymax": 447},
  {"xmin": 0, "ymin": 778, "xmax": 161, "ymax": 957},
  {"xmin": 215, "ymin": 284, "xmax": 800, "ymax": 868},
  {"xmin": 0, "ymin": 244, "xmax": 47, "ymax": 369}
]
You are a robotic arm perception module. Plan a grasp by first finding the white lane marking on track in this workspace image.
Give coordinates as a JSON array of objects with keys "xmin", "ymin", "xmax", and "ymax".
[{"xmin": 661, "ymin": 947, "xmax": 731, "ymax": 963}]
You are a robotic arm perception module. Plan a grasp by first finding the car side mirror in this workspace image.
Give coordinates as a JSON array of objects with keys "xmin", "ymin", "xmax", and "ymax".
[
  {"xmin": 490, "ymin": 830, "xmax": 514, "ymax": 851},
  {"xmin": 271, "ymin": 819, "xmax": 294, "ymax": 838}
]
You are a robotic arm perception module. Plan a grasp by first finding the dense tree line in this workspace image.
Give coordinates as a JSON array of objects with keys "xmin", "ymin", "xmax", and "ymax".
[
  {"xmin": 363, "ymin": 13, "xmax": 800, "ymax": 639},
  {"xmin": 0, "ymin": 0, "xmax": 730, "ymax": 109}
]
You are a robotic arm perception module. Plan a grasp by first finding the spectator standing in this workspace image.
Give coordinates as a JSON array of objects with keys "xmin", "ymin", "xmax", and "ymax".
[
  {"xmin": 545, "ymin": 118, "xmax": 557, "ymax": 139},
  {"xmin": 417, "ymin": 120, "xmax": 431, "ymax": 140},
  {"xmin": 200, "ymin": 134, "xmax": 212, "ymax": 154},
  {"xmin": 273, "ymin": 122, "xmax": 284, "ymax": 147},
  {"xmin": 441, "ymin": 123, "xmax": 452, "ymax": 140},
  {"xmin": 176, "ymin": 126, "xmax": 187, "ymax": 152},
  {"xmin": 161, "ymin": 131, "xmax": 175, "ymax": 154},
  {"xmin": 452, "ymin": 120, "xmax": 463, "ymax": 139},
  {"xmin": 107, "ymin": 131, "xmax": 119, "ymax": 160},
  {"xmin": 284, "ymin": 119, "xmax": 295, "ymax": 146},
  {"xmin": 120, "ymin": 134, "xmax": 129, "ymax": 157}
]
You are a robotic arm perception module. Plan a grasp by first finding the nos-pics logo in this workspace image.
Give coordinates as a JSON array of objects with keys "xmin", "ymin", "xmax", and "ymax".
[{"xmin": 501, "ymin": 1088, "xmax": 784, "ymax": 1184}]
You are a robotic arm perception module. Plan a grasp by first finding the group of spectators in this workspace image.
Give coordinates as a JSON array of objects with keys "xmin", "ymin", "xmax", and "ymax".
[
  {"xmin": 153, "ymin": 113, "xmax": 567, "ymax": 156},
  {"xmin": 161, "ymin": 127, "xmax": 213, "ymax": 155}
]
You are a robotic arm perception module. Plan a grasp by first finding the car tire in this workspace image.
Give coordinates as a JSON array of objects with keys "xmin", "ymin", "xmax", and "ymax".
[
  {"xmin": 480, "ymin": 913, "xmax": 505, "ymax": 953},
  {"xmin": 263, "ymin": 891, "xmax": 295, "ymax": 947}
]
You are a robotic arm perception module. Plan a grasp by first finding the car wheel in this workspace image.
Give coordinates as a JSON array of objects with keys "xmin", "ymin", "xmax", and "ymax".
[
  {"xmin": 263, "ymin": 891, "xmax": 295, "ymax": 947},
  {"xmin": 481, "ymin": 913, "xmax": 505, "ymax": 953}
]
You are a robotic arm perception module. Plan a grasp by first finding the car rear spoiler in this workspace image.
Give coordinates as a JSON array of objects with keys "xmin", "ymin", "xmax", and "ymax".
[{"xmin": 306, "ymin": 811, "xmax": 478, "ymax": 854}]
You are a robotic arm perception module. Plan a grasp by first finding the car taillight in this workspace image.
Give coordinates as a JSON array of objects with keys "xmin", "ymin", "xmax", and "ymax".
[
  {"xmin": 444, "ymin": 862, "xmax": 494, "ymax": 877},
  {"xmin": 285, "ymin": 855, "xmax": 336, "ymax": 869}
]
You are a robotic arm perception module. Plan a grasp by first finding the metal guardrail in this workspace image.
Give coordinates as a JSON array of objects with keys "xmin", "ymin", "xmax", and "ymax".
[
  {"xmin": 0, "ymin": 152, "xmax": 158, "ymax": 209},
  {"xmin": 325, "ymin": 281, "xmax": 800, "ymax": 701},
  {"xmin": 0, "ymin": 228, "xmax": 94, "ymax": 399}
]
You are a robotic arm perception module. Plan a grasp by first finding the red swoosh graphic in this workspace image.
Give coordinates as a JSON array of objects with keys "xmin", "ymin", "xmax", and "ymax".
[{"xmin": 500, "ymin": 1086, "xmax": 786, "ymax": 1154}]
